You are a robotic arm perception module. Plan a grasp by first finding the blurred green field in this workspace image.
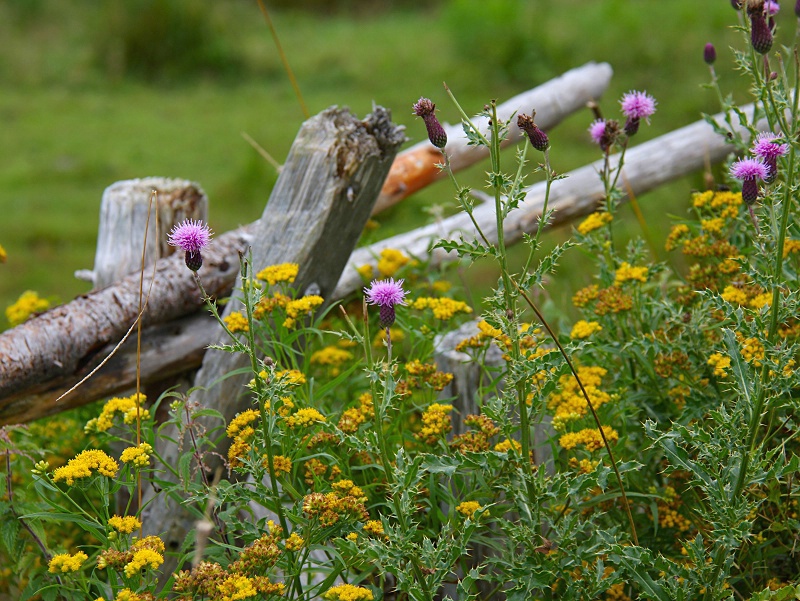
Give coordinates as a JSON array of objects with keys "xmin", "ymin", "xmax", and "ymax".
[{"xmin": 0, "ymin": 0, "xmax": 761, "ymax": 327}]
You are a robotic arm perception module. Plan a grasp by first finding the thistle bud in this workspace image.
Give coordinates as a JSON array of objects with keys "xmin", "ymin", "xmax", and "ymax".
[
  {"xmin": 517, "ymin": 112, "xmax": 549, "ymax": 151},
  {"xmin": 704, "ymin": 43, "xmax": 717, "ymax": 64},
  {"xmin": 796, "ymin": 0, "xmax": 800, "ymax": 17},
  {"xmin": 412, "ymin": 97, "xmax": 447, "ymax": 149},
  {"xmin": 184, "ymin": 250, "xmax": 203, "ymax": 272},
  {"xmin": 748, "ymin": 3, "xmax": 774, "ymax": 53}
]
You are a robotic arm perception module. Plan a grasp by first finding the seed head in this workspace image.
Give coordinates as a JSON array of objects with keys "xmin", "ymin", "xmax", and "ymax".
[{"xmin": 517, "ymin": 112, "xmax": 549, "ymax": 152}]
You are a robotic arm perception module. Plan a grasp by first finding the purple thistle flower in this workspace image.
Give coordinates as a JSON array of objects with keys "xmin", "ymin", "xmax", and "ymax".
[
  {"xmin": 517, "ymin": 112, "xmax": 549, "ymax": 152},
  {"xmin": 412, "ymin": 97, "xmax": 448, "ymax": 149},
  {"xmin": 365, "ymin": 278, "xmax": 407, "ymax": 328},
  {"xmin": 766, "ymin": 0, "xmax": 780, "ymax": 15},
  {"xmin": 704, "ymin": 43, "xmax": 717, "ymax": 65},
  {"xmin": 620, "ymin": 90, "xmax": 657, "ymax": 137},
  {"xmin": 730, "ymin": 157, "xmax": 769, "ymax": 204},
  {"xmin": 589, "ymin": 119, "xmax": 607, "ymax": 146},
  {"xmin": 168, "ymin": 219, "xmax": 212, "ymax": 271},
  {"xmin": 752, "ymin": 132, "xmax": 788, "ymax": 182}
]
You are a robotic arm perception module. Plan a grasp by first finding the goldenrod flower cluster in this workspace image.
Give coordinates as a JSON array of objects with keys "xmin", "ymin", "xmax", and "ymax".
[
  {"xmin": 692, "ymin": 189, "xmax": 741, "ymax": 216},
  {"xmin": 124, "ymin": 547, "xmax": 164, "ymax": 577},
  {"xmin": 614, "ymin": 261, "xmax": 648, "ymax": 284},
  {"xmin": 303, "ymin": 491, "xmax": 369, "ymax": 527},
  {"xmin": 337, "ymin": 392, "xmax": 374, "ymax": 434},
  {"xmin": 456, "ymin": 501, "xmax": 484, "ymax": 519},
  {"xmin": 98, "ymin": 536, "xmax": 165, "ymax": 579},
  {"xmin": 284, "ymin": 531, "xmax": 305, "ymax": 552},
  {"xmin": 324, "ymin": 583, "xmax": 374, "ymax": 601},
  {"xmin": 494, "ymin": 439, "xmax": 522, "ymax": 454},
  {"xmin": 85, "ymin": 393, "xmax": 149, "ymax": 433},
  {"xmin": 411, "ymin": 296, "xmax": 472, "ymax": 320},
  {"xmin": 450, "ymin": 414, "xmax": 500, "ymax": 453},
  {"xmin": 700, "ymin": 217, "xmax": 726, "ymax": 235},
  {"xmin": 664, "ymin": 224, "xmax": 690, "ymax": 251},
  {"xmin": 576, "ymin": 211, "xmax": 613, "ymax": 235},
  {"xmin": 53, "ymin": 449, "xmax": 119, "ymax": 485},
  {"xmin": 568, "ymin": 457, "xmax": 600, "ymax": 474},
  {"xmin": 227, "ymin": 409, "xmax": 259, "ymax": 467},
  {"xmin": 372, "ymin": 326, "xmax": 405, "ymax": 347},
  {"xmin": 48, "ymin": 551, "xmax": 88, "ymax": 573},
  {"xmin": 721, "ymin": 285, "xmax": 771, "ymax": 310},
  {"xmin": 570, "ymin": 320, "xmax": 603, "ymax": 339},
  {"xmin": 377, "ymin": 248, "xmax": 410, "ymax": 278},
  {"xmin": 253, "ymin": 292, "xmax": 290, "ymax": 320},
  {"xmin": 120, "ymin": 442, "xmax": 153, "ymax": 468},
  {"xmin": 109, "ymin": 515, "xmax": 142, "ymax": 534},
  {"xmin": 264, "ymin": 454, "xmax": 292, "ymax": 476},
  {"xmin": 282, "ymin": 294, "xmax": 324, "ymax": 328},
  {"xmin": 656, "ymin": 486, "xmax": 693, "ymax": 532},
  {"xmin": 363, "ymin": 520, "xmax": 386, "ymax": 538},
  {"xmin": 547, "ymin": 366, "xmax": 611, "ymax": 424},
  {"xmin": 707, "ymin": 352, "xmax": 731, "ymax": 378},
  {"xmin": 274, "ymin": 369, "xmax": 307, "ymax": 386},
  {"xmin": 285, "ymin": 407, "xmax": 326, "ymax": 429},
  {"xmin": 224, "ymin": 311, "xmax": 249, "ymax": 333},
  {"xmin": 332, "ymin": 479, "xmax": 367, "ymax": 501},
  {"xmin": 415, "ymin": 403, "xmax": 453, "ymax": 444},
  {"xmin": 5, "ymin": 290, "xmax": 50, "ymax": 326},
  {"xmin": 217, "ymin": 574, "xmax": 257, "ymax": 601},
  {"xmin": 403, "ymin": 360, "xmax": 454, "ymax": 392},
  {"xmin": 738, "ymin": 335, "xmax": 765, "ymax": 367},
  {"xmin": 256, "ymin": 263, "xmax": 299, "ymax": 285},
  {"xmin": 783, "ymin": 239, "xmax": 800, "ymax": 257},
  {"xmin": 173, "ymin": 556, "xmax": 284, "ymax": 600},
  {"xmin": 572, "ymin": 285, "xmax": 600, "ymax": 307},
  {"xmin": 112, "ymin": 589, "xmax": 154, "ymax": 601},
  {"xmin": 0, "ymin": 243, "xmax": 6, "ymax": 263},
  {"xmin": 558, "ymin": 426, "xmax": 618, "ymax": 452},
  {"xmin": 311, "ymin": 345, "xmax": 353, "ymax": 376}
]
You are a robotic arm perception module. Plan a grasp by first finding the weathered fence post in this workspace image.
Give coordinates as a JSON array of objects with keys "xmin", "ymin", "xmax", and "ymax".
[{"xmin": 140, "ymin": 106, "xmax": 406, "ymax": 579}]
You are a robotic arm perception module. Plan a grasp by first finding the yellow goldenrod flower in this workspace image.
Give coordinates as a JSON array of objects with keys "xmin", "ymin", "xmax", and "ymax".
[
  {"xmin": 323, "ymin": 583, "xmax": 374, "ymax": 601},
  {"xmin": 577, "ymin": 211, "xmax": 613, "ymax": 235},
  {"xmin": 346, "ymin": 532, "xmax": 359, "ymax": 541},
  {"xmin": 120, "ymin": 443, "xmax": 153, "ymax": 468},
  {"xmin": 363, "ymin": 520, "xmax": 385, "ymax": 538},
  {"xmin": 256, "ymin": 263, "xmax": 299, "ymax": 285},
  {"xmin": 664, "ymin": 224, "xmax": 690, "ymax": 251},
  {"xmin": 227, "ymin": 409, "xmax": 259, "ymax": 439},
  {"xmin": 558, "ymin": 426, "xmax": 618, "ymax": 452},
  {"xmin": 216, "ymin": 575, "xmax": 258, "ymax": 601},
  {"xmin": 411, "ymin": 297, "xmax": 472, "ymax": 320},
  {"xmin": 739, "ymin": 336, "xmax": 765, "ymax": 367},
  {"xmin": 356, "ymin": 263, "xmax": 375, "ymax": 280},
  {"xmin": 456, "ymin": 501, "xmax": 484, "ymax": 519},
  {"xmin": 700, "ymin": 217, "xmax": 726, "ymax": 235},
  {"xmin": 614, "ymin": 261, "xmax": 648, "ymax": 284},
  {"xmin": 416, "ymin": 403, "xmax": 453, "ymax": 444},
  {"xmin": 48, "ymin": 551, "xmax": 88, "ymax": 573},
  {"xmin": 85, "ymin": 393, "xmax": 149, "ymax": 433},
  {"xmin": 285, "ymin": 531, "xmax": 305, "ymax": 551},
  {"xmin": 124, "ymin": 548, "xmax": 164, "ymax": 577},
  {"xmin": 376, "ymin": 248, "xmax": 410, "ymax": 278},
  {"xmin": 283, "ymin": 295, "xmax": 324, "ymax": 328},
  {"xmin": 285, "ymin": 407, "xmax": 326, "ymax": 428},
  {"xmin": 264, "ymin": 454, "xmax": 292, "ymax": 476},
  {"xmin": 115, "ymin": 590, "xmax": 146, "ymax": 601},
  {"xmin": 0, "ymin": 243, "xmax": 6, "ymax": 263},
  {"xmin": 311, "ymin": 346, "xmax": 353, "ymax": 374},
  {"xmin": 707, "ymin": 352, "xmax": 731, "ymax": 377},
  {"xmin": 783, "ymin": 239, "xmax": 800, "ymax": 257},
  {"xmin": 53, "ymin": 449, "xmax": 119, "ymax": 485},
  {"xmin": 5, "ymin": 290, "xmax": 50, "ymax": 326},
  {"xmin": 494, "ymin": 439, "xmax": 522, "ymax": 454},
  {"xmin": 721, "ymin": 285, "xmax": 749, "ymax": 306},
  {"xmin": 569, "ymin": 320, "xmax": 603, "ymax": 339},
  {"xmin": 749, "ymin": 292, "xmax": 772, "ymax": 310},
  {"xmin": 108, "ymin": 515, "xmax": 142, "ymax": 534},
  {"xmin": 224, "ymin": 311, "xmax": 250, "ymax": 333},
  {"xmin": 275, "ymin": 369, "xmax": 307, "ymax": 386}
]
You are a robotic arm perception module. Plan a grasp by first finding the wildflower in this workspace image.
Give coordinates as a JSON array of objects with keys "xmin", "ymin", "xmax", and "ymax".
[
  {"xmin": 517, "ymin": 112, "xmax": 549, "ymax": 152},
  {"xmin": 363, "ymin": 520, "xmax": 386, "ymax": 538},
  {"xmin": 0, "ymin": 243, "xmax": 6, "ymax": 263},
  {"xmin": 416, "ymin": 403, "xmax": 453, "ymax": 444},
  {"xmin": 53, "ymin": 449, "xmax": 119, "ymax": 485},
  {"xmin": 227, "ymin": 409, "xmax": 259, "ymax": 439},
  {"xmin": 168, "ymin": 219, "xmax": 212, "ymax": 272},
  {"xmin": 6, "ymin": 290, "xmax": 50, "ymax": 326},
  {"xmin": 412, "ymin": 97, "xmax": 447, "ymax": 149},
  {"xmin": 577, "ymin": 211, "xmax": 613, "ymax": 235},
  {"xmin": 285, "ymin": 407, "xmax": 326, "ymax": 428},
  {"xmin": 748, "ymin": 2, "xmax": 773, "ymax": 53},
  {"xmin": 275, "ymin": 369, "xmax": 306, "ymax": 386},
  {"xmin": 124, "ymin": 548, "xmax": 164, "ymax": 577},
  {"xmin": 324, "ymin": 583, "xmax": 374, "ymax": 601},
  {"xmin": 283, "ymin": 295, "xmax": 324, "ymax": 328},
  {"xmin": 376, "ymin": 248, "xmax": 410, "ymax": 278},
  {"xmin": 620, "ymin": 90, "xmax": 657, "ymax": 137},
  {"xmin": 614, "ymin": 262, "xmax": 649, "ymax": 284},
  {"xmin": 558, "ymin": 426, "xmax": 618, "ymax": 452},
  {"xmin": 708, "ymin": 352, "xmax": 731, "ymax": 377},
  {"xmin": 588, "ymin": 119, "xmax": 608, "ymax": 149},
  {"xmin": 364, "ymin": 278, "xmax": 407, "ymax": 328},
  {"xmin": 224, "ymin": 311, "xmax": 249, "ymax": 333},
  {"xmin": 109, "ymin": 515, "xmax": 142, "ymax": 534},
  {"xmin": 731, "ymin": 156, "xmax": 769, "ymax": 205},
  {"xmin": 48, "ymin": 551, "xmax": 88, "ymax": 573},
  {"xmin": 310, "ymin": 346, "xmax": 353, "ymax": 375},
  {"xmin": 284, "ymin": 531, "xmax": 304, "ymax": 552},
  {"xmin": 264, "ymin": 454, "xmax": 292, "ymax": 476},
  {"xmin": 570, "ymin": 320, "xmax": 603, "ymax": 339},
  {"xmin": 704, "ymin": 42, "xmax": 716, "ymax": 64},
  {"xmin": 766, "ymin": 0, "xmax": 780, "ymax": 15},
  {"xmin": 721, "ymin": 285, "xmax": 749, "ymax": 305},
  {"xmin": 120, "ymin": 443, "xmax": 153, "ymax": 468},
  {"xmin": 85, "ymin": 393, "xmax": 149, "ymax": 433},
  {"xmin": 456, "ymin": 501, "xmax": 484, "ymax": 519},
  {"xmin": 217, "ymin": 575, "xmax": 257, "ymax": 601},
  {"xmin": 494, "ymin": 439, "xmax": 522, "ymax": 454},
  {"xmin": 751, "ymin": 132, "xmax": 788, "ymax": 182},
  {"xmin": 257, "ymin": 263, "xmax": 299, "ymax": 285},
  {"xmin": 410, "ymin": 296, "xmax": 472, "ymax": 320}
]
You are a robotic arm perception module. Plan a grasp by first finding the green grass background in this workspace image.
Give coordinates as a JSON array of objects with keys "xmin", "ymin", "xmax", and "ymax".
[{"xmin": 0, "ymin": 0, "xmax": 768, "ymax": 327}]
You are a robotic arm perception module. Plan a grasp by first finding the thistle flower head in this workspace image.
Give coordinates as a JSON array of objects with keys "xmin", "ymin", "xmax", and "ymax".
[
  {"xmin": 413, "ymin": 97, "xmax": 448, "ymax": 149},
  {"xmin": 168, "ymin": 219, "xmax": 212, "ymax": 271},
  {"xmin": 168, "ymin": 219, "xmax": 212, "ymax": 253},
  {"xmin": 620, "ymin": 90, "xmax": 657, "ymax": 122},
  {"xmin": 517, "ymin": 112, "xmax": 549, "ymax": 152},
  {"xmin": 765, "ymin": 0, "xmax": 780, "ymax": 14},
  {"xmin": 365, "ymin": 278, "xmax": 407, "ymax": 328},
  {"xmin": 704, "ymin": 43, "xmax": 717, "ymax": 65},
  {"xmin": 730, "ymin": 157, "xmax": 769, "ymax": 181},
  {"xmin": 751, "ymin": 132, "xmax": 788, "ymax": 159},
  {"xmin": 588, "ymin": 119, "xmax": 607, "ymax": 146}
]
